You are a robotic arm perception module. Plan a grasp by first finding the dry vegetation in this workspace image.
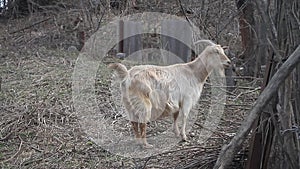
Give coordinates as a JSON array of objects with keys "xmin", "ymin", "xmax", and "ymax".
[
  {"xmin": 0, "ymin": 0, "xmax": 263, "ymax": 168},
  {"xmin": 0, "ymin": 47, "xmax": 260, "ymax": 168}
]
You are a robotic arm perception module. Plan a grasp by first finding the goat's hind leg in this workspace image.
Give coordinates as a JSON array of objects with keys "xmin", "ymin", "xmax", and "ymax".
[
  {"xmin": 131, "ymin": 121, "xmax": 141, "ymax": 144},
  {"xmin": 139, "ymin": 96, "xmax": 153, "ymax": 148},
  {"xmin": 140, "ymin": 123, "xmax": 153, "ymax": 148}
]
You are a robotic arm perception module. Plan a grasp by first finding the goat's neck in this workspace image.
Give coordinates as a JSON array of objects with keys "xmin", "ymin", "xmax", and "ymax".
[{"xmin": 188, "ymin": 54, "xmax": 214, "ymax": 83}]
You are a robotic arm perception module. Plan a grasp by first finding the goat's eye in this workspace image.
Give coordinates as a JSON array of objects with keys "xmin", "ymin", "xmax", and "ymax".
[{"xmin": 214, "ymin": 48, "xmax": 219, "ymax": 54}]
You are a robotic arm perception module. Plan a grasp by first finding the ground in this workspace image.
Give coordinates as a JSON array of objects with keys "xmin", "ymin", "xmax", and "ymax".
[{"xmin": 0, "ymin": 12, "xmax": 261, "ymax": 169}]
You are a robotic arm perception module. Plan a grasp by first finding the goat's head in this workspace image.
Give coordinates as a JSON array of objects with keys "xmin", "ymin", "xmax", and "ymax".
[{"xmin": 206, "ymin": 45, "xmax": 231, "ymax": 69}]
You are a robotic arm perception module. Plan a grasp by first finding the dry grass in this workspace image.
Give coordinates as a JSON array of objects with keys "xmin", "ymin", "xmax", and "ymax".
[
  {"xmin": 0, "ymin": 45, "xmax": 261, "ymax": 168},
  {"xmin": 0, "ymin": 4, "xmax": 261, "ymax": 167},
  {"xmin": 0, "ymin": 47, "xmax": 127, "ymax": 168}
]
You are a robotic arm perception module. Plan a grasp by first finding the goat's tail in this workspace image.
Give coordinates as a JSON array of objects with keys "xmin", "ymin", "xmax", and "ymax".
[
  {"xmin": 108, "ymin": 63, "xmax": 128, "ymax": 81},
  {"xmin": 131, "ymin": 79, "xmax": 167, "ymax": 112}
]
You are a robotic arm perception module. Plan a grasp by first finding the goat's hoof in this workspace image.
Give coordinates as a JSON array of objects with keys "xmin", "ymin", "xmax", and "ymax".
[
  {"xmin": 181, "ymin": 139, "xmax": 188, "ymax": 142},
  {"xmin": 143, "ymin": 143, "xmax": 153, "ymax": 149},
  {"xmin": 181, "ymin": 135, "xmax": 187, "ymax": 142},
  {"xmin": 173, "ymin": 130, "xmax": 180, "ymax": 137}
]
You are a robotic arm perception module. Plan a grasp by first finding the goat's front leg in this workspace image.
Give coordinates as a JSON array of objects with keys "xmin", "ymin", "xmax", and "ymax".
[
  {"xmin": 181, "ymin": 116, "xmax": 188, "ymax": 141},
  {"xmin": 140, "ymin": 123, "xmax": 153, "ymax": 148},
  {"xmin": 173, "ymin": 111, "xmax": 180, "ymax": 137},
  {"xmin": 180, "ymin": 99, "xmax": 192, "ymax": 141}
]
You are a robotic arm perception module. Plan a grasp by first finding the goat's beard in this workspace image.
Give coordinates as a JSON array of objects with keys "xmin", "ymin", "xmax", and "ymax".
[
  {"xmin": 217, "ymin": 67, "xmax": 226, "ymax": 77},
  {"xmin": 209, "ymin": 67, "xmax": 226, "ymax": 86}
]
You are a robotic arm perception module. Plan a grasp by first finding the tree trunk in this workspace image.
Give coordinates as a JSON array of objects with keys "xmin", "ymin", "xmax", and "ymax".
[
  {"xmin": 270, "ymin": 0, "xmax": 300, "ymax": 168},
  {"xmin": 236, "ymin": 0, "xmax": 258, "ymax": 76},
  {"xmin": 215, "ymin": 0, "xmax": 300, "ymax": 168},
  {"xmin": 213, "ymin": 45, "xmax": 300, "ymax": 169}
]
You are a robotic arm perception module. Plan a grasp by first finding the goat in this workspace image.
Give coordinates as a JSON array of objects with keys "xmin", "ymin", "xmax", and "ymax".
[{"xmin": 108, "ymin": 43, "xmax": 231, "ymax": 148}]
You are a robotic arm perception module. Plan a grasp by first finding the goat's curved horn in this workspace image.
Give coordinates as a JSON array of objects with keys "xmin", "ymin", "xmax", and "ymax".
[
  {"xmin": 222, "ymin": 46, "xmax": 229, "ymax": 49},
  {"xmin": 194, "ymin": 40, "xmax": 216, "ymax": 46}
]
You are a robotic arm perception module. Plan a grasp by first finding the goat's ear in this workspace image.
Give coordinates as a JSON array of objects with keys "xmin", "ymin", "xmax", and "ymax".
[{"xmin": 214, "ymin": 47, "xmax": 220, "ymax": 54}]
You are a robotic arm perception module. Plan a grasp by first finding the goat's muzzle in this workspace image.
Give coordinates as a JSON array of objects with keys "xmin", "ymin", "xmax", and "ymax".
[{"xmin": 223, "ymin": 60, "xmax": 231, "ymax": 68}]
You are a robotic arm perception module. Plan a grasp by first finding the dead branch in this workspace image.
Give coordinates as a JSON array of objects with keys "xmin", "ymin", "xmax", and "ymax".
[
  {"xmin": 213, "ymin": 45, "xmax": 300, "ymax": 169},
  {"xmin": 194, "ymin": 122, "xmax": 232, "ymax": 138},
  {"xmin": 233, "ymin": 87, "xmax": 260, "ymax": 101},
  {"xmin": 9, "ymin": 17, "xmax": 52, "ymax": 34},
  {"xmin": 231, "ymin": 76, "xmax": 263, "ymax": 80}
]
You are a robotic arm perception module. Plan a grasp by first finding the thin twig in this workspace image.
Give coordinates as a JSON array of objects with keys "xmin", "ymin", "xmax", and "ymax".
[
  {"xmin": 233, "ymin": 87, "xmax": 260, "ymax": 101},
  {"xmin": 0, "ymin": 132, "xmax": 13, "ymax": 141},
  {"xmin": 177, "ymin": 0, "xmax": 193, "ymax": 27},
  {"xmin": 21, "ymin": 157, "xmax": 44, "ymax": 166},
  {"xmin": 194, "ymin": 122, "xmax": 231, "ymax": 138},
  {"xmin": 142, "ymin": 156, "xmax": 152, "ymax": 169},
  {"xmin": 1, "ymin": 136, "xmax": 23, "ymax": 163}
]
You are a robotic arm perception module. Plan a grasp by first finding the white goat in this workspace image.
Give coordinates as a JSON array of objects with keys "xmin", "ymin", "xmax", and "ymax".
[{"xmin": 108, "ymin": 43, "xmax": 231, "ymax": 148}]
